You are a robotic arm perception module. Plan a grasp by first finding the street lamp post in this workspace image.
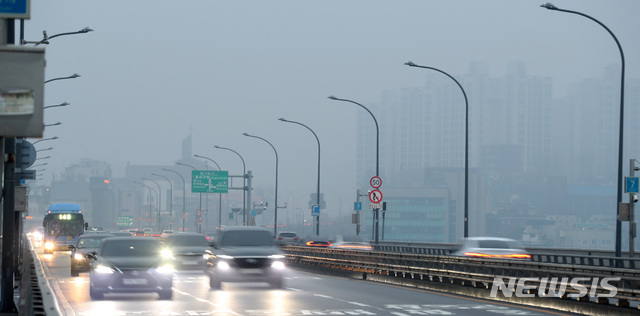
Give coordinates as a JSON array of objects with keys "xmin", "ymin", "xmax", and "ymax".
[
  {"xmin": 214, "ymin": 146, "xmax": 247, "ymax": 226},
  {"xmin": 328, "ymin": 95, "xmax": 382, "ymax": 243},
  {"xmin": 31, "ymin": 136, "xmax": 58, "ymax": 145},
  {"xmin": 44, "ymin": 102, "xmax": 69, "ymax": 109},
  {"xmin": 44, "ymin": 122, "xmax": 62, "ymax": 128},
  {"xmin": 152, "ymin": 173, "xmax": 173, "ymax": 230},
  {"xmin": 44, "ymin": 73, "xmax": 80, "ymax": 84},
  {"xmin": 134, "ymin": 181, "xmax": 156, "ymax": 229},
  {"xmin": 163, "ymin": 168, "xmax": 186, "ymax": 231},
  {"xmin": 279, "ymin": 118, "xmax": 322, "ymax": 235},
  {"xmin": 404, "ymin": 61, "xmax": 470, "ymax": 238},
  {"xmin": 22, "ymin": 27, "xmax": 93, "ymax": 45},
  {"xmin": 194, "ymin": 154, "xmax": 224, "ymax": 232},
  {"xmin": 176, "ymin": 162, "xmax": 203, "ymax": 233},
  {"xmin": 243, "ymin": 133, "xmax": 279, "ymax": 236},
  {"xmin": 36, "ymin": 147, "xmax": 53, "ymax": 152},
  {"xmin": 541, "ymin": 2, "xmax": 626, "ymax": 258},
  {"xmin": 143, "ymin": 178, "xmax": 162, "ymax": 231}
]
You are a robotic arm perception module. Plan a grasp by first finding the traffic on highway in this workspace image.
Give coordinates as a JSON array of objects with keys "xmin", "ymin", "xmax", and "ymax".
[{"xmin": 32, "ymin": 233, "xmax": 576, "ymax": 316}]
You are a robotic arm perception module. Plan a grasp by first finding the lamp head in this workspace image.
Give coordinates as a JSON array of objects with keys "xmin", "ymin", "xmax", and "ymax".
[
  {"xmin": 71, "ymin": 73, "xmax": 81, "ymax": 78},
  {"xmin": 214, "ymin": 145, "xmax": 221, "ymax": 149},
  {"xmin": 242, "ymin": 133, "xmax": 250, "ymax": 136},
  {"xmin": 328, "ymin": 95, "xmax": 337, "ymax": 100},
  {"xmin": 404, "ymin": 61, "xmax": 416, "ymax": 66},
  {"xmin": 540, "ymin": 2, "xmax": 558, "ymax": 10},
  {"xmin": 278, "ymin": 118, "xmax": 287, "ymax": 122},
  {"xmin": 51, "ymin": 136, "xmax": 59, "ymax": 140},
  {"xmin": 80, "ymin": 27, "xmax": 94, "ymax": 33}
]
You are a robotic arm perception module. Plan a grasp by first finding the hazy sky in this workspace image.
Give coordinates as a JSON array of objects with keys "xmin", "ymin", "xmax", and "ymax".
[{"xmin": 21, "ymin": 0, "xmax": 640, "ymax": 212}]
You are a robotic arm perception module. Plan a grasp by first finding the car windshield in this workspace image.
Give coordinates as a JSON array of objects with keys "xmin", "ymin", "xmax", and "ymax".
[
  {"xmin": 219, "ymin": 230, "xmax": 273, "ymax": 247},
  {"xmin": 279, "ymin": 233, "xmax": 297, "ymax": 238},
  {"xmin": 100, "ymin": 239, "xmax": 161, "ymax": 257},
  {"xmin": 166, "ymin": 235, "xmax": 207, "ymax": 246},
  {"xmin": 78, "ymin": 237, "xmax": 107, "ymax": 248}
]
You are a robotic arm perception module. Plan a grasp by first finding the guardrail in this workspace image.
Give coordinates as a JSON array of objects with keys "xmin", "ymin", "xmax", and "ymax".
[
  {"xmin": 373, "ymin": 241, "xmax": 640, "ymax": 268},
  {"xmin": 283, "ymin": 246, "xmax": 640, "ymax": 315},
  {"xmin": 17, "ymin": 237, "xmax": 61, "ymax": 316}
]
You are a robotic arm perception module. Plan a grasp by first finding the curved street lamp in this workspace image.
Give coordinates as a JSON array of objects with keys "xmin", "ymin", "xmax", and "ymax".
[
  {"xmin": 162, "ymin": 168, "xmax": 186, "ymax": 231},
  {"xmin": 143, "ymin": 178, "xmax": 162, "ymax": 231},
  {"xmin": 44, "ymin": 102, "xmax": 69, "ymax": 109},
  {"xmin": 36, "ymin": 147, "xmax": 53, "ymax": 153},
  {"xmin": 176, "ymin": 162, "xmax": 204, "ymax": 233},
  {"xmin": 152, "ymin": 173, "xmax": 173, "ymax": 230},
  {"xmin": 44, "ymin": 122, "xmax": 62, "ymax": 128},
  {"xmin": 214, "ymin": 145, "xmax": 247, "ymax": 226},
  {"xmin": 45, "ymin": 73, "xmax": 80, "ymax": 84},
  {"xmin": 540, "ymin": 2, "xmax": 626, "ymax": 258},
  {"xmin": 279, "ymin": 118, "xmax": 322, "ymax": 235},
  {"xmin": 31, "ymin": 136, "xmax": 58, "ymax": 145},
  {"xmin": 328, "ymin": 95, "xmax": 382, "ymax": 243},
  {"xmin": 22, "ymin": 27, "xmax": 93, "ymax": 45},
  {"xmin": 134, "ymin": 181, "xmax": 156, "ymax": 229},
  {"xmin": 194, "ymin": 154, "xmax": 224, "ymax": 231},
  {"xmin": 34, "ymin": 156, "xmax": 51, "ymax": 161},
  {"xmin": 243, "ymin": 133, "xmax": 280, "ymax": 236},
  {"xmin": 404, "ymin": 61, "xmax": 470, "ymax": 239}
]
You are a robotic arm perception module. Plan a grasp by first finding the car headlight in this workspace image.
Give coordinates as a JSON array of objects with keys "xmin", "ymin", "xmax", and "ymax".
[
  {"xmin": 203, "ymin": 253, "xmax": 211, "ymax": 260},
  {"xmin": 161, "ymin": 249, "xmax": 174, "ymax": 259},
  {"xmin": 268, "ymin": 254, "xmax": 285, "ymax": 260},
  {"xmin": 156, "ymin": 264, "xmax": 176, "ymax": 274},
  {"xmin": 271, "ymin": 261, "xmax": 285, "ymax": 270},
  {"xmin": 216, "ymin": 261, "xmax": 231, "ymax": 270},
  {"xmin": 73, "ymin": 253, "xmax": 84, "ymax": 261},
  {"xmin": 217, "ymin": 254, "xmax": 234, "ymax": 260},
  {"xmin": 95, "ymin": 265, "xmax": 115, "ymax": 274},
  {"xmin": 44, "ymin": 242, "xmax": 54, "ymax": 250}
]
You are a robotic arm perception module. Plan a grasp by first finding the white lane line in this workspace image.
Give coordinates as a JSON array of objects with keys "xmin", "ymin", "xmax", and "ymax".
[
  {"xmin": 172, "ymin": 288, "xmax": 243, "ymax": 315},
  {"xmin": 348, "ymin": 301, "xmax": 371, "ymax": 307}
]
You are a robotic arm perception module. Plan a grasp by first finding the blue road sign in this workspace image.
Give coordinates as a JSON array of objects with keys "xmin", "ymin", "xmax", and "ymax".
[
  {"xmin": 626, "ymin": 177, "xmax": 639, "ymax": 193},
  {"xmin": 354, "ymin": 201, "xmax": 362, "ymax": 211},
  {"xmin": 311, "ymin": 204, "xmax": 320, "ymax": 216},
  {"xmin": 0, "ymin": 0, "xmax": 30, "ymax": 19}
]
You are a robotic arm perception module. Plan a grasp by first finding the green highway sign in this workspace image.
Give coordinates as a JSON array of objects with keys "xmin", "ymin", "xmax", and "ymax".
[
  {"xmin": 191, "ymin": 170, "xmax": 228, "ymax": 193},
  {"xmin": 117, "ymin": 215, "xmax": 134, "ymax": 226}
]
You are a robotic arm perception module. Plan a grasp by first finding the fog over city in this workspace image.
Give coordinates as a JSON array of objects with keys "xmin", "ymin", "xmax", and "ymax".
[{"xmin": 20, "ymin": 1, "xmax": 640, "ymax": 242}]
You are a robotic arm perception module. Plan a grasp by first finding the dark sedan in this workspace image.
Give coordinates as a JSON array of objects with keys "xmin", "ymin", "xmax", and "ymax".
[
  {"xmin": 206, "ymin": 227, "xmax": 286, "ymax": 289},
  {"xmin": 87, "ymin": 237, "xmax": 175, "ymax": 300},
  {"xmin": 68, "ymin": 233, "xmax": 113, "ymax": 276}
]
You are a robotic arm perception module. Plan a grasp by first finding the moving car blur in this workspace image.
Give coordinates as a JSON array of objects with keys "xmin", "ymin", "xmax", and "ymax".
[
  {"xmin": 275, "ymin": 231, "xmax": 300, "ymax": 246},
  {"xmin": 87, "ymin": 237, "xmax": 174, "ymax": 300},
  {"xmin": 303, "ymin": 235, "xmax": 332, "ymax": 247},
  {"xmin": 206, "ymin": 226, "xmax": 286, "ymax": 289},
  {"xmin": 329, "ymin": 234, "xmax": 373, "ymax": 250},
  {"xmin": 453, "ymin": 237, "xmax": 531, "ymax": 260},
  {"xmin": 69, "ymin": 233, "xmax": 113, "ymax": 277},
  {"xmin": 162, "ymin": 233, "xmax": 209, "ymax": 270}
]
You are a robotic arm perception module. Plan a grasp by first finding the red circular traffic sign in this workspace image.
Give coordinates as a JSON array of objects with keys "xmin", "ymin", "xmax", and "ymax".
[
  {"xmin": 369, "ymin": 190, "xmax": 383, "ymax": 203},
  {"xmin": 370, "ymin": 176, "xmax": 382, "ymax": 188}
]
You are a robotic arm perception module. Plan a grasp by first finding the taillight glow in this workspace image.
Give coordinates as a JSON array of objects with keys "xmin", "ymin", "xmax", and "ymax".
[{"xmin": 464, "ymin": 252, "xmax": 531, "ymax": 259}]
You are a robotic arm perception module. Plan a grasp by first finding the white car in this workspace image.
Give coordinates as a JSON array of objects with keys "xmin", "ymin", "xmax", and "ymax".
[{"xmin": 454, "ymin": 237, "xmax": 531, "ymax": 260}]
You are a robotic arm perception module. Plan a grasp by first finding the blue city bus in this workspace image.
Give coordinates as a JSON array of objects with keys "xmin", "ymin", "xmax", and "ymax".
[{"xmin": 42, "ymin": 203, "xmax": 86, "ymax": 254}]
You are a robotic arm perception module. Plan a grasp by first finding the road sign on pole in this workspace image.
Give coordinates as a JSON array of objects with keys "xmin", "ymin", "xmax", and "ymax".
[
  {"xmin": 311, "ymin": 204, "xmax": 320, "ymax": 216},
  {"xmin": 370, "ymin": 176, "xmax": 382, "ymax": 188},
  {"xmin": 369, "ymin": 190, "xmax": 382, "ymax": 204},
  {"xmin": 191, "ymin": 170, "xmax": 228, "ymax": 193},
  {"xmin": 626, "ymin": 177, "xmax": 639, "ymax": 193}
]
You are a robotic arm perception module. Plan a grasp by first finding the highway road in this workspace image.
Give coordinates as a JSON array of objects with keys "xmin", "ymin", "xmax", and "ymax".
[{"xmin": 34, "ymin": 245, "xmax": 580, "ymax": 316}]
